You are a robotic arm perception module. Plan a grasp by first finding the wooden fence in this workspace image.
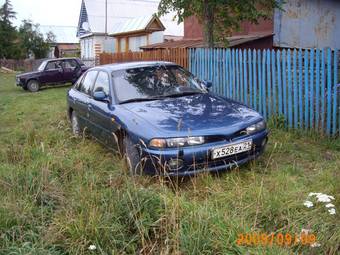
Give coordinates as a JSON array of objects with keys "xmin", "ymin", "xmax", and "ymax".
[
  {"xmin": 0, "ymin": 59, "xmax": 45, "ymax": 72},
  {"xmin": 189, "ymin": 48, "xmax": 340, "ymax": 136},
  {"xmin": 99, "ymin": 48, "xmax": 189, "ymax": 68}
]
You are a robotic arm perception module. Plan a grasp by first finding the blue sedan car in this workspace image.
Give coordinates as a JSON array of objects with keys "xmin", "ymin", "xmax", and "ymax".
[{"xmin": 67, "ymin": 61, "xmax": 268, "ymax": 176}]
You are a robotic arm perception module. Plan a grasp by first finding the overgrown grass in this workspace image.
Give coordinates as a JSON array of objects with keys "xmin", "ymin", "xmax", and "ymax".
[{"xmin": 0, "ymin": 73, "xmax": 339, "ymax": 254}]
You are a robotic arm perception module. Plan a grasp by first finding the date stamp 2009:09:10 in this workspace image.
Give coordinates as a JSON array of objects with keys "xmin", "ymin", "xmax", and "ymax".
[{"xmin": 236, "ymin": 232, "xmax": 317, "ymax": 247}]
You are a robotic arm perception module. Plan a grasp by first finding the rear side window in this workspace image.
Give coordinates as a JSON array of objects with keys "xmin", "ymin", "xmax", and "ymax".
[
  {"xmin": 92, "ymin": 71, "xmax": 110, "ymax": 96},
  {"xmin": 79, "ymin": 71, "xmax": 98, "ymax": 95},
  {"xmin": 63, "ymin": 59, "xmax": 78, "ymax": 69}
]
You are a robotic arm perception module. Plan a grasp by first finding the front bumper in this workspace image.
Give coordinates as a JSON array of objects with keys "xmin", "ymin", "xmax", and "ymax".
[
  {"xmin": 16, "ymin": 77, "xmax": 24, "ymax": 87},
  {"xmin": 140, "ymin": 129, "xmax": 269, "ymax": 176}
]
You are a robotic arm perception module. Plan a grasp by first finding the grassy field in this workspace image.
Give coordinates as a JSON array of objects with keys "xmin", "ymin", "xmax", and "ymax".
[{"xmin": 0, "ymin": 73, "xmax": 339, "ymax": 255}]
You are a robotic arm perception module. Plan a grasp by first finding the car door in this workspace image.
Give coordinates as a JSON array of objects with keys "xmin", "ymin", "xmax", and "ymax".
[
  {"xmin": 88, "ymin": 71, "xmax": 119, "ymax": 147},
  {"xmin": 62, "ymin": 59, "xmax": 79, "ymax": 83},
  {"xmin": 40, "ymin": 60, "xmax": 64, "ymax": 84},
  {"xmin": 73, "ymin": 70, "xmax": 98, "ymax": 129}
]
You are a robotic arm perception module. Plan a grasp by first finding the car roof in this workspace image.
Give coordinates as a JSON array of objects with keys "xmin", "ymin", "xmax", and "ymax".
[
  {"xmin": 45, "ymin": 58, "xmax": 79, "ymax": 62},
  {"xmin": 91, "ymin": 61, "xmax": 177, "ymax": 72}
]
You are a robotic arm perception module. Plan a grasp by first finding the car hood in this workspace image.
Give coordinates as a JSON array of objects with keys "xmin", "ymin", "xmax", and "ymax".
[
  {"xmin": 17, "ymin": 71, "xmax": 41, "ymax": 78},
  {"xmin": 122, "ymin": 93, "xmax": 262, "ymax": 136}
]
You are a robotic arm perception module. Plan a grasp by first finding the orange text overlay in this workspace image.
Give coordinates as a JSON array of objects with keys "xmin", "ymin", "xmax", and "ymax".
[{"xmin": 236, "ymin": 232, "xmax": 316, "ymax": 247}]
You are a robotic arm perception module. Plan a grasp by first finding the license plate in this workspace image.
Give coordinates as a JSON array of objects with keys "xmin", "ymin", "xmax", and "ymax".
[{"xmin": 211, "ymin": 140, "xmax": 252, "ymax": 159}]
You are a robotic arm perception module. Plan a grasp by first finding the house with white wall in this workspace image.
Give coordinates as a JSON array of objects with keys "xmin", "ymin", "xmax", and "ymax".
[{"xmin": 76, "ymin": 0, "xmax": 183, "ymax": 66}]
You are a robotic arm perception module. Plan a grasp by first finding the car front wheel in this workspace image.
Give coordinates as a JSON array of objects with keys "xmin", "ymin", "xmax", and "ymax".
[
  {"xmin": 123, "ymin": 137, "xmax": 144, "ymax": 175},
  {"xmin": 27, "ymin": 80, "xmax": 40, "ymax": 92},
  {"xmin": 71, "ymin": 111, "xmax": 81, "ymax": 137}
]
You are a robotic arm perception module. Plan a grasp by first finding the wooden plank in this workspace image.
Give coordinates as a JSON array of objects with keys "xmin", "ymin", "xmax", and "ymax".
[
  {"xmin": 271, "ymin": 50, "xmax": 276, "ymax": 116},
  {"xmin": 267, "ymin": 49, "xmax": 272, "ymax": 118},
  {"xmin": 310, "ymin": 49, "xmax": 314, "ymax": 129},
  {"xmin": 277, "ymin": 50, "xmax": 282, "ymax": 115},
  {"xmin": 293, "ymin": 49, "xmax": 298, "ymax": 129},
  {"xmin": 315, "ymin": 49, "xmax": 320, "ymax": 130},
  {"xmin": 332, "ymin": 49, "xmax": 338, "ymax": 135},
  {"xmin": 257, "ymin": 50, "xmax": 262, "ymax": 112},
  {"xmin": 248, "ymin": 49, "xmax": 253, "ymax": 107},
  {"xmin": 282, "ymin": 49, "xmax": 287, "ymax": 124},
  {"xmin": 304, "ymin": 50, "xmax": 309, "ymax": 129},
  {"xmin": 287, "ymin": 49, "xmax": 292, "ymax": 128},
  {"xmin": 243, "ymin": 50, "xmax": 248, "ymax": 105},
  {"xmin": 326, "ymin": 48, "xmax": 332, "ymax": 135},
  {"xmin": 298, "ymin": 49, "xmax": 303, "ymax": 128},
  {"xmin": 321, "ymin": 49, "xmax": 326, "ymax": 132},
  {"xmin": 239, "ymin": 49, "xmax": 244, "ymax": 102}
]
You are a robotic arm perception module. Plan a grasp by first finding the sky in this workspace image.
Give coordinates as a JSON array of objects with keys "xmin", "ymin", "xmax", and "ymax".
[{"xmin": 1, "ymin": 0, "xmax": 80, "ymax": 28}]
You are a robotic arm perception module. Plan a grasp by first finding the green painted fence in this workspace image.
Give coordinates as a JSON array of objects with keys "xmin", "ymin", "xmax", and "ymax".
[{"xmin": 189, "ymin": 48, "xmax": 340, "ymax": 136}]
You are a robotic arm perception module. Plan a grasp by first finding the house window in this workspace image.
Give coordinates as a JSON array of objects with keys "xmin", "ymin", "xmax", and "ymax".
[
  {"xmin": 128, "ymin": 36, "xmax": 147, "ymax": 52},
  {"xmin": 120, "ymin": 38, "xmax": 126, "ymax": 52}
]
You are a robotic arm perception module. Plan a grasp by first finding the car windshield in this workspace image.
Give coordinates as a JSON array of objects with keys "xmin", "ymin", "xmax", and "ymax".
[
  {"xmin": 112, "ymin": 65, "xmax": 205, "ymax": 103},
  {"xmin": 37, "ymin": 61, "xmax": 48, "ymax": 71}
]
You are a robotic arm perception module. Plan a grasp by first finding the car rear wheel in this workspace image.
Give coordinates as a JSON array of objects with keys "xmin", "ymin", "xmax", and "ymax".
[
  {"xmin": 71, "ymin": 111, "xmax": 81, "ymax": 137},
  {"xmin": 123, "ymin": 137, "xmax": 144, "ymax": 175},
  {"xmin": 27, "ymin": 80, "xmax": 40, "ymax": 92}
]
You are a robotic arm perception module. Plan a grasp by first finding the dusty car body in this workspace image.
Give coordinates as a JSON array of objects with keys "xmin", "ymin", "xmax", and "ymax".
[{"xmin": 67, "ymin": 61, "xmax": 269, "ymax": 176}]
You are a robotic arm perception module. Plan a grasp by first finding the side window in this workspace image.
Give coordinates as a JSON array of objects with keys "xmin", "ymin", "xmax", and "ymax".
[
  {"xmin": 92, "ymin": 71, "xmax": 110, "ymax": 96},
  {"xmin": 45, "ymin": 61, "xmax": 57, "ymax": 70},
  {"xmin": 63, "ymin": 60, "xmax": 78, "ymax": 69},
  {"xmin": 46, "ymin": 61, "xmax": 62, "ymax": 70},
  {"xmin": 79, "ymin": 71, "xmax": 98, "ymax": 95}
]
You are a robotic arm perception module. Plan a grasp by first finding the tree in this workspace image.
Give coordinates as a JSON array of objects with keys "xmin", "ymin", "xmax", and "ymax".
[
  {"xmin": 158, "ymin": 0, "xmax": 282, "ymax": 47},
  {"xmin": 0, "ymin": 0, "xmax": 20, "ymax": 58},
  {"xmin": 18, "ymin": 20, "xmax": 51, "ymax": 59}
]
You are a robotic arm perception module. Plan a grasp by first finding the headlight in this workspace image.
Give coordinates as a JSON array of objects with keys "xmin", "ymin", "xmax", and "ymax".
[
  {"xmin": 246, "ymin": 120, "xmax": 266, "ymax": 135},
  {"xmin": 149, "ymin": 136, "xmax": 205, "ymax": 148}
]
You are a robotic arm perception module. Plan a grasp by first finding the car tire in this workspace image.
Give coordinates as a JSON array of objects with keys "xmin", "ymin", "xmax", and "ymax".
[
  {"xmin": 123, "ymin": 136, "xmax": 144, "ymax": 175},
  {"xmin": 71, "ymin": 111, "xmax": 81, "ymax": 137},
  {"xmin": 27, "ymin": 80, "xmax": 40, "ymax": 92}
]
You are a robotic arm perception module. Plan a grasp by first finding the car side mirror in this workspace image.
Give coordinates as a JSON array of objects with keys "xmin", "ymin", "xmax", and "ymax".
[
  {"xmin": 58, "ymin": 67, "xmax": 63, "ymax": 73},
  {"xmin": 93, "ymin": 91, "xmax": 109, "ymax": 102},
  {"xmin": 202, "ymin": 80, "xmax": 213, "ymax": 90}
]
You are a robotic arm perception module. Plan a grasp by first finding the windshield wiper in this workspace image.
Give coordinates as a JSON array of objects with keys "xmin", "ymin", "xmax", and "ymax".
[
  {"xmin": 119, "ymin": 96, "xmax": 163, "ymax": 104},
  {"xmin": 163, "ymin": 91, "xmax": 203, "ymax": 98}
]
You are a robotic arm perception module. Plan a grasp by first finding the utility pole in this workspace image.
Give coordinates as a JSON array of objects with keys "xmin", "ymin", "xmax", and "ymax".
[{"xmin": 105, "ymin": 0, "xmax": 108, "ymax": 38}]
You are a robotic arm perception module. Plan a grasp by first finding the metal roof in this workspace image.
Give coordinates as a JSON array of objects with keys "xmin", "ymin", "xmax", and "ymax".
[
  {"xmin": 110, "ymin": 15, "xmax": 165, "ymax": 36},
  {"xmin": 40, "ymin": 25, "xmax": 79, "ymax": 44},
  {"xmin": 79, "ymin": 0, "xmax": 183, "ymax": 37},
  {"xmin": 140, "ymin": 33, "xmax": 274, "ymax": 49}
]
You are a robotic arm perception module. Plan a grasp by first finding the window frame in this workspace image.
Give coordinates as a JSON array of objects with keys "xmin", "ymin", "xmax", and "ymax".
[{"xmin": 91, "ymin": 71, "xmax": 111, "ymax": 97}]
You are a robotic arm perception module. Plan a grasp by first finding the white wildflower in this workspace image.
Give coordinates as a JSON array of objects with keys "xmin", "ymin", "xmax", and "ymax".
[
  {"xmin": 325, "ymin": 203, "xmax": 335, "ymax": 208},
  {"xmin": 303, "ymin": 200, "xmax": 313, "ymax": 208},
  {"xmin": 316, "ymin": 194, "xmax": 334, "ymax": 203},
  {"xmin": 308, "ymin": 192, "xmax": 322, "ymax": 197},
  {"xmin": 310, "ymin": 242, "xmax": 321, "ymax": 248},
  {"xmin": 88, "ymin": 245, "xmax": 96, "ymax": 251},
  {"xmin": 328, "ymin": 208, "xmax": 336, "ymax": 215}
]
